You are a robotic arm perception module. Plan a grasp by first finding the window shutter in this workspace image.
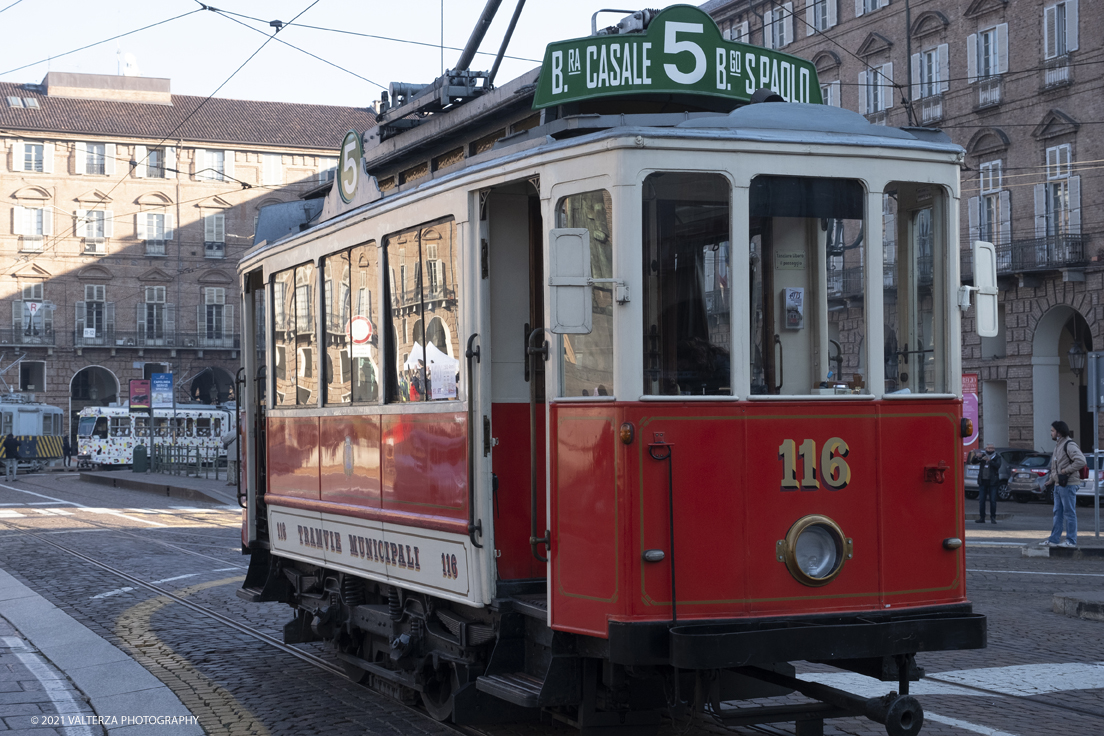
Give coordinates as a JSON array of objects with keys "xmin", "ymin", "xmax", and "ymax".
[
  {"xmin": 910, "ymin": 53, "xmax": 920, "ymax": 99},
  {"xmin": 806, "ymin": 1, "xmax": 815, "ymax": 35},
  {"xmin": 968, "ymin": 197, "xmax": 979, "ymax": 243},
  {"xmin": 967, "ymin": 34, "xmax": 978, "ymax": 83},
  {"xmin": 42, "ymin": 208, "xmax": 52, "ymax": 236},
  {"xmin": 134, "ymin": 145, "xmax": 146, "ymax": 178},
  {"xmin": 197, "ymin": 305, "xmax": 203, "ymax": 337},
  {"xmin": 881, "ymin": 62, "xmax": 893, "ymax": 109},
  {"xmin": 1069, "ymin": 175, "xmax": 1081, "ymax": 234},
  {"xmin": 75, "ymin": 302, "xmax": 86, "ymax": 337},
  {"xmin": 195, "ymin": 149, "xmax": 206, "ymax": 180},
  {"xmin": 216, "ymin": 213, "xmax": 226, "ymax": 242},
  {"xmin": 103, "ymin": 210, "xmax": 114, "ymax": 238},
  {"xmin": 999, "ymin": 190, "xmax": 1011, "ymax": 244},
  {"xmin": 104, "ymin": 143, "xmax": 116, "ymax": 175},
  {"xmin": 12, "ymin": 301, "xmax": 21, "ymax": 331},
  {"xmin": 1067, "ymin": 0, "xmax": 1079, "ymax": 52},
  {"xmin": 1034, "ymin": 183, "xmax": 1047, "ymax": 237},
  {"xmin": 225, "ymin": 304, "xmax": 234, "ymax": 340},
  {"xmin": 10, "ymin": 140, "xmax": 23, "ymax": 172},
  {"xmin": 165, "ymin": 213, "xmax": 174, "ymax": 240},
  {"xmin": 42, "ymin": 142, "xmax": 54, "ymax": 174},
  {"xmin": 75, "ymin": 142, "xmax": 86, "ymax": 175},
  {"xmin": 12, "ymin": 206, "xmax": 25, "ymax": 235},
  {"xmin": 165, "ymin": 147, "xmax": 176, "ymax": 178},
  {"xmin": 828, "ymin": 0, "xmax": 837, "ymax": 27},
  {"xmin": 878, "ymin": 0, "xmax": 888, "ymax": 7},
  {"xmin": 830, "ymin": 80, "xmax": 840, "ymax": 106},
  {"xmin": 75, "ymin": 209, "xmax": 87, "ymax": 238},
  {"xmin": 165, "ymin": 303, "xmax": 176, "ymax": 339},
  {"xmin": 205, "ymin": 214, "xmax": 214, "ymax": 241},
  {"xmin": 224, "ymin": 150, "xmax": 235, "ymax": 180},
  {"xmin": 1044, "ymin": 5, "xmax": 1056, "ymax": 59},
  {"xmin": 105, "ymin": 302, "xmax": 115, "ymax": 340},
  {"xmin": 855, "ymin": 0, "xmax": 864, "ymax": 17},
  {"xmin": 738, "ymin": 21, "xmax": 748, "ymax": 41},
  {"xmin": 136, "ymin": 213, "xmax": 147, "ymax": 240},
  {"xmin": 996, "ymin": 24, "xmax": 1008, "ymax": 74},
  {"xmin": 263, "ymin": 154, "xmax": 282, "ymax": 185},
  {"xmin": 136, "ymin": 303, "xmax": 143, "ymax": 338},
  {"xmin": 937, "ymin": 44, "xmax": 949, "ymax": 92},
  {"xmin": 783, "ymin": 3, "xmax": 793, "ymax": 45},
  {"xmin": 858, "ymin": 70, "xmax": 868, "ymax": 114}
]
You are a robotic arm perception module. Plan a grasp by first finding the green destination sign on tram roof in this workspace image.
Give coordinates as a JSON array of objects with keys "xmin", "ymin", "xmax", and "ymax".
[{"xmin": 533, "ymin": 5, "xmax": 821, "ymax": 109}]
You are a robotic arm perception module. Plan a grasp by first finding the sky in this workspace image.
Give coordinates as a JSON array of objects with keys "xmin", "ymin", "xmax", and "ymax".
[{"xmin": 0, "ymin": 0, "xmax": 681, "ymax": 109}]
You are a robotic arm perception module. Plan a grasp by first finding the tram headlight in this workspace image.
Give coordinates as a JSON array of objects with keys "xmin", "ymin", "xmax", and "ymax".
[{"xmin": 778, "ymin": 515, "xmax": 852, "ymax": 587}]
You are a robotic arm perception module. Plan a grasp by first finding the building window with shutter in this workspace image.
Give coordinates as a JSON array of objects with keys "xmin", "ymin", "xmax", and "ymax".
[
  {"xmin": 968, "ymin": 25, "xmax": 1007, "ymax": 107},
  {"xmin": 1045, "ymin": 145, "xmax": 1071, "ymax": 237},
  {"xmin": 13, "ymin": 205, "xmax": 50, "ymax": 252},
  {"xmin": 13, "ymin": 282, "xmax": 49, "ymax": 342},
  {"xmin": 201, "ymin": 150, "xmax": 226, "ymax": 181},
  {"xmin": 856, "ymin": 0, "xmax": 889, "ymax": 17},
  {"xmin": 978, "ymin": 161, "xmax": 1003, "ymax": 244},
  {"xmin": 860, "ymin": 63, "xmax": 893, "ymax": 120},
  {"xmin": 1043, "ymin": 2, "xmax": 1077, "ymax": 87},
  {"xmin": 204, "ymin": 213, "xmax": 225, "ymax": 258},
  {"xmin": 24, "ymin": 143, "xmax": 44, "ymax": 173},
  {"xmin": 317, "ymin": 157, "xmax": 337, "ymax": 182},
  {"xmin": 142, "ymin": 212, "xmax": 169, "ymax": 255},
  {"xmin": 204, "ymin": 287, "xmax": 229, "ymax": 345},
  {"xmin": 764, "ymin": 4, "xmax": 793, "ymax": 50},
  {"xmin": 808, "ymin": 0, "xmax": 836, "ymax": 33},
  {"xmin": 86, "ymin": 143, "xmax": 106, "ymax": 175},
  {"xmin": 820, "ymin": 81, "xmax": 840, "ymax": 107},
  {"xmin": 80, "ymin": 210, "xmax": 108, "ymax": 253},
  {"xmin": 141, "ymin": 286, "xmax": 171, "ymax": 345},
  {"xmin": 78, "ymin": 284, "xmax": 111, "ymax": 345},
  {"xmin": 147, "ymin": 148, "xmax": 165, "ymax": 178}
]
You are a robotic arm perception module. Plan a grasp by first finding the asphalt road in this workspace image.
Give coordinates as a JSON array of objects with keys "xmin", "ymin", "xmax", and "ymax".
[{"xmin": 0, "ymin": 473, "xmax": 1101, "ymax": 736}]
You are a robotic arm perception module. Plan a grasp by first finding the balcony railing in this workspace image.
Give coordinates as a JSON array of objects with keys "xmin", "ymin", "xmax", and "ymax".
[
  {"xmin": 74, "ymin": 327, "xmax": 114, "ymax": 347},
  {"xmin": 976, "ymin": 77, "xmax": 1002, "ymax": 108},
  {"xmin": 1044, "ymin": 56, "xmax": 1070, "ymax": 89},
  {"xmin": 0, "ymin": 327, "xmax": 56, "ymax": 347},
  {"xmin": 919, "ymin": 95, "xmax": 943, "ymax": 124},
  {"xmin": 961, "ymin": 235, "xmax": 1086, "ymax": 280}
]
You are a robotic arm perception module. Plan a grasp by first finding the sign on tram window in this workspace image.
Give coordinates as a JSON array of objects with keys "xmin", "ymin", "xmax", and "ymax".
[
  {"xmin": 557, "ymin": 191, "xmax": 614, "ymax": 398},
  {"xmin": 533, "ymin": 5, "xmax": 820, "ymax": 109},
  {"xmin": 324, "ymin": 243, "xmax": 380, "ymax": 405},
  {"xmin": 384, "ymin": 219, "xmax": 460, "ymax": 404},
  {"xmin": 642, "ymin": 173, "xmax": 731, "ymax": 396}
]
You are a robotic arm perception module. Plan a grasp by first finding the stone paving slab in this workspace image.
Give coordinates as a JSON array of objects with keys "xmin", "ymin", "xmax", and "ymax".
[{"xmin": 0, "ymin": 569, "xmax": 202, "ymax": 736}]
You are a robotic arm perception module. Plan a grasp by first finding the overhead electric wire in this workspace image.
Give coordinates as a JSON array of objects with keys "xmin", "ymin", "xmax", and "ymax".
[
  {"xmin": 0, "ymin": 0, "xmax": 26, "ymax": 17},
  {"xmin": 207, "ymin": 8, "xmax": 386, "ymax": 90},
  {"xmin": 11, "ymin": 0, "xmax": 321, "ymax": 269},
  {"xmin": 0, "ymin": 8, "xmax": 205, "ymax": 77},
  {"xmin": 208, "ymin": 6, "xmax": 541, "ymax": 64}
]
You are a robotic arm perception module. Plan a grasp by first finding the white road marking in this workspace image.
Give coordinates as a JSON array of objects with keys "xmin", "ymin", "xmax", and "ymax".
[
  {"xmin": 967, "ymin": 568, "xmax": 1104, "ymax": 578},
  {"xmin": 32, "ymin": 508, "xmax": 73, "ymax": 516},
  {"xmin": 924, "ymin": 713, "xmax": 1021, "ymax": 736},
  {"xmin": 802, "ymin": 662, "xmax": 1104, "ymax": 699},
  {"xmin": 0, "ymin": 637, "xmax": 94, "ymax": 736},
  {"xmin": 212, "ymin": 567, "xmax": 241, "ymax": 572},
  {"xmin": 91, "ymin": 587, "xmax": 135, "ymax": 599},
  {"xmin": 149, "ymin": 574, "xmax": 199, "ymax": 585},
  {"xmin": 0, "ymin": 484, "xmax": 168, "ymax": 526},
  {"xmin": 0, "ymin": 509, "xmax": 25, "ymax": 518}
]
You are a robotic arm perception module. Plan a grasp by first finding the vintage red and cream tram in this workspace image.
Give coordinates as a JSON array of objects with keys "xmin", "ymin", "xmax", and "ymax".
[{"xmin": 237, "ymin": 6, "xmax": 994, "ymax": 735}]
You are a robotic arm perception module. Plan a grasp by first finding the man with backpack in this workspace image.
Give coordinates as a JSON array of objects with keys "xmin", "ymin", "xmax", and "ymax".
[
  {"xmin": 2, "ymin": 434, "xmax": 20, "ymax": 482},
  {"xmin": 1040, "ymin": 420, "xmax": 1087, "ymax": 548}
]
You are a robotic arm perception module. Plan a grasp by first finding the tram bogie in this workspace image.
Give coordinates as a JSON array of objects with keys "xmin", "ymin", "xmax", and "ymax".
[{"xmin": 236, "ymin": 6, "xmax": 989, "ymax": 735}]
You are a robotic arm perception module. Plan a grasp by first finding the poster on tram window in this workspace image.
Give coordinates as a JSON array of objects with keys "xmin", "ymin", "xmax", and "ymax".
[
  {"xmin": 962, "ymin": 373, "xmax": 979, "ymax": 454},
  {"xmin": 151, "ymin": 373, "xmax": 174, "ymax": 408}
]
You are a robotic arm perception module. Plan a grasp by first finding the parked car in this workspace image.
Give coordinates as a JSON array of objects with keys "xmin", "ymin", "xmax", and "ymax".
[
  {"xmin": 964, "ymin": 448, "xmax": 1033, "ymax": 501},
  {"xmin": 1076, "ymin": 453, "xmax": 1103, "ymax": 507},
  {"xmin": 1007, "ymin": 453, "xmax": 1051, "ymax": 503}
]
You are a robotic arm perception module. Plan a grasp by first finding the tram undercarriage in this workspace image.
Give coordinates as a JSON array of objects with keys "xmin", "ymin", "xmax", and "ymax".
[{"xmin": 241, "ymin": 551, "xmax": 982, "ymax": 736}]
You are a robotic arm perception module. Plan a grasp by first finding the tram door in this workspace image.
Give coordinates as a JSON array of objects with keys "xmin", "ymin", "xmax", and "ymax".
[
  {"xmin": 243, "ymin": 270, "xmax": 268, "ymax": 543},
  {"xmin": 484, "ymin": 182, "xmax": 546, "ymax": 581}
]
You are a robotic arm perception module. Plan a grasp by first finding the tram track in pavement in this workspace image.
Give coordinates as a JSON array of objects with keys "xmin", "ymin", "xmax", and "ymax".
[{"xmin": 0, "ymin": 502, "xmax": 494, "ymax": 736}]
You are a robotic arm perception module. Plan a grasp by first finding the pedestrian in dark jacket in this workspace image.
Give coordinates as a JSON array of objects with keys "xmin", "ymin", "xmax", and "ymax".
[
  {"xmin": 62, "ymin": 436, "xmax": 72, "ymax": 468},
  {"xmin": 3, "ymin": 434, "xmax": 20, "ymax": 482},
  {"xmin": 971, "ymin": 443, "xmax": 1002, "ymax": 523}
]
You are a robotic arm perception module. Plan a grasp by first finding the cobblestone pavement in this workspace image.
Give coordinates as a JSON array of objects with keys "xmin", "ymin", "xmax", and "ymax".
[{"xmin": 0, "ymin": 473, "xmax": 1101, "ymax": 736}]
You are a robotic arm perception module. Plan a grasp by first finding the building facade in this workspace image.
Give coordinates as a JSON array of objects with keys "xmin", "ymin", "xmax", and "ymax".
[
  {"xmin": 1, "ymin": 72, "xmax": 374, "ymax": 438},
  {"xmin": 704, "ymin": 0, "xmax": 1101, "ymax": 450}
]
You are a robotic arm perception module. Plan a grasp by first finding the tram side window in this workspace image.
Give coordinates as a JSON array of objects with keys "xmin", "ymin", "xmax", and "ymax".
[
  {"xmin": 134, "ymin": 416, "xmax": 149, "ymax": 437},
  {"xmin": 642, "ymin": 173, "xmax": 732, "ymax": 396},
  {"xmin": 883, "ymin": 183, "xmax": 947, "ymax": 394},
  {"xmin": 384, "ymin": 218, "xmax": 460, "ymax": 403},
  {"xmin": 196, "ymin": 417, "xmax": 211, "ymax": 437},
  {"xmin": 324, "ymin": 243, "xmax": 380, "ymax": 405},
  {"xmin": 93, "ymin": 417, "xmax": 108, "ymax": 439},
  {"xmin": 153, "ymin": 417, "xmax": 169, "ymax": 437},
  {"xmin": 749, "ymin": 176, "xmax": 869, "ymax": 396},
  {"xmin": 271, "ymin": 264, "xmax": 316, "ymax": 406},
  {"xmin": 2, "ymin": 412, "xmax": 12, "ymax": 435},
  {"xmin": 109, "ymin": 416, "xmax": 131, "ymax": 437},
  {"xmin": 556, "ymin": 191, "xmax": 614, "ymax": 397}
]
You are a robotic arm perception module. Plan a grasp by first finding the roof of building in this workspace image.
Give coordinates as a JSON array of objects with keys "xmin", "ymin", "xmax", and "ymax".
[{"xmin": 0, "ymin": 78, "xmax": 376, "ymax": 151}]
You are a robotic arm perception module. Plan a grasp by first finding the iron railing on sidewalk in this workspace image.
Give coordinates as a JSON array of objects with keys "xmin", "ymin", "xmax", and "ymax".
[{"xmin": 150, "ymin": 444, "xmax": 229, "ymax": 480}]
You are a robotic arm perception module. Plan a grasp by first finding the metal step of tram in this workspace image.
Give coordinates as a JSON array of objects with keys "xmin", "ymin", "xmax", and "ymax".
[
  {"xmin": 475, "ymin": 671, "xmax": 543, "ymax": 708},
  {"xmin": 235, "ymin": 586, "xmax": 265, "ymax": 602}
]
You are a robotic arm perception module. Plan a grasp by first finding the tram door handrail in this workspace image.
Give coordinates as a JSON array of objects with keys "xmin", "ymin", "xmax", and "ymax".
[{"xmin": 527, "ymin": 327, "xmax": 550, "ymax": 562}]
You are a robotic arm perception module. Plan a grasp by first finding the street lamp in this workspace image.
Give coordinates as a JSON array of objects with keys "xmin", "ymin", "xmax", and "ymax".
[{"xmin": 1068, "ymin": 341, "xmax": 1086, "ymax": 378}]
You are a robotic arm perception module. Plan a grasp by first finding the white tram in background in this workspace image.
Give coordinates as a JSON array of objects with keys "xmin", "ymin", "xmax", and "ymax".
[
  {"xmin": 0, "ymin": 393, "xmax": 64, "ymax": 468},
  {"xmin": 236, "ymin": 6, "xmax": 997, "ymax": 735},
  {"xmin": 76, "ymin": 405, "xmax": 233, "ymax": 467}
]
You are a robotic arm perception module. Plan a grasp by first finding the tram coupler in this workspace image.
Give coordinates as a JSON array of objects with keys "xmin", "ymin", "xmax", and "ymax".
[{"xmin": 734, "ymin": 666, "xmax": 923, "ymax": 736}]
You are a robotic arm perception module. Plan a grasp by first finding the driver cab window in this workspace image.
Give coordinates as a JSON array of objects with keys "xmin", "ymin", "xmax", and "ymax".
[{"xmin": 749, "ymin": 176, "xmax": 869, "ymax": 396}]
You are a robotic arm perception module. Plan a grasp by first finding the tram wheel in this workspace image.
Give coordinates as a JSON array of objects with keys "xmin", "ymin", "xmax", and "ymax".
[{"xmin": 421, "ymin": 661, "xmax": 458, "ymax": 722}]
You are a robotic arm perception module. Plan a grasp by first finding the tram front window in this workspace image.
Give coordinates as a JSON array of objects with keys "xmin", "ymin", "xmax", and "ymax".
[
  {"xmin": 749, "ymin": 176, "xmax": 869, "ymax": 396},
  {"xmin": 642, "ymin": 173, "xmax": 731, "ymax": 396},
  {"xmin": 76, "ymin": 416, "xmax": 97, "ymax": 437},
  {"xmin": 883, "ymin": 183, "xmax": 947, "ymax": 394}
]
